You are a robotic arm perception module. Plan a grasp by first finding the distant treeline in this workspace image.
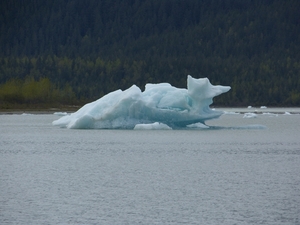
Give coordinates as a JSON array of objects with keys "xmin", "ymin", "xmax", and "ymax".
[
  {"xmin": 0, "ymin": 76, "xmax": 76, "ymax": 108},
  {"xmin": 0, "ymin": 0, "xmax": 299, "ymax": 107}
]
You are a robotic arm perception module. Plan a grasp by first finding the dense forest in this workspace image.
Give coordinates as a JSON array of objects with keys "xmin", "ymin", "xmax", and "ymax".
[{"xmin": 0, "ymin": 0, "xmax": 300, "ymax": 108}]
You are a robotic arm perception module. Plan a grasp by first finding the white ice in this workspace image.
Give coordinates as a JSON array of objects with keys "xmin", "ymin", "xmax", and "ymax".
[
  {"xmin": 223, "ymin": 111, "xmax": 240, "ymax": 115},
  {"xmin": 186, "ymin": 122, "xmax": 210, "ymax": 129},
  {"xmin": 262, "ymin": 112, "xmax": 278, "ymax": 117},
  {"xmin": 243, "ymin": 112, "xmax": 257, "ymax": 118},
  {"xmin": 53, "ymin": 112, "xmax": 68, "ymax": 116},
  {"xmin": 134, "ymin": 122, "xmax": 172, "ymax": 130},
  {"xmin": 52, "ymin": 75, "xmax": 230, "ymax": 129}
]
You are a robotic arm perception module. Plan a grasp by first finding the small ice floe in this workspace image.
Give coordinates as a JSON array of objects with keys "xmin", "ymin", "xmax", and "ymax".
[
  {"xmin": 260, "ymin": 106, "xmax": 267, "ymax": 109},
  {"xmin": 54, "ymin": 112, "xmax": 68, "ymax": 116},
  {"xmin": 223, "ymin": 111, "xmax": 240, "ymax": 115},
  {"xmin": 134, "ymin": 122, "xmax": 172, "ymax": 130},
  {"xmin": 21, "ymin": 113, "xmax": 33, "ymax": 116},
  {"xmin": 186, "ymin": 123, "xmax": 210, "ymax": 129},
  {"xmin": 284, "ymin": 112, "xmax": 291, "ymax": 115},
  {"xmin": 262, "ymin": 112, "xmax": 278, "ymax": 117},
  {"xmin": 243, "ymin": 112, "xmax": 257, "ymax": 118},
  {"xmin": 247, "ymin": 106, "xmax": 252, "ymax": 109}
]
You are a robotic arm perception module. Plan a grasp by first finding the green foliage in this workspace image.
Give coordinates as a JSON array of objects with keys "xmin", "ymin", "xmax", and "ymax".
[
  {"xmin": 0, "ymin": 0, "xmax": 299, "ymax": 106},
  {"xmin": 0, "ymin": 79, "xmax": 24, "ymax": 103},
  {"xmin": 0, "ymin": 77, "xmax": 77, "ymax": 108}
]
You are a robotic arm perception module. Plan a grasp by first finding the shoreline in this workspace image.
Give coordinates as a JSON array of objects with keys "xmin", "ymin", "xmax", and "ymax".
[
  {"xmin": 1, "ymin": 107, "xmax": 300, "ymax": 115},
  {"xmin": 0, "ymin": 106, "xmax": 81, "ymax": 115}
]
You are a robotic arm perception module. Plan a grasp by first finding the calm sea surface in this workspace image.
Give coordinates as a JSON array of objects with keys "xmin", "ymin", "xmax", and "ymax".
[{"xmin": 1, "ymin": 108, "xmax": 300, "ymax": 225}]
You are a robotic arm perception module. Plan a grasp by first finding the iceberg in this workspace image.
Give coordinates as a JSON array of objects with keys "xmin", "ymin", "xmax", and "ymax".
[{"xmin": 52, "ymin": 75, "xmax": 230, "ymax": 129}]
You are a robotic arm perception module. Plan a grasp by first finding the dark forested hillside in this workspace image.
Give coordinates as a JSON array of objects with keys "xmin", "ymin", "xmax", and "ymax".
[{"xmin": 0, "ymin": 0, "xmax": 300, "ymax": 107}]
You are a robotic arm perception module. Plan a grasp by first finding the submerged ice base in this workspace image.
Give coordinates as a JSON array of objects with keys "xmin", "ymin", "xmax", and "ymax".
[{"xmin": 52, "ymin": 75, "xmax": 230, "ymax": 129}]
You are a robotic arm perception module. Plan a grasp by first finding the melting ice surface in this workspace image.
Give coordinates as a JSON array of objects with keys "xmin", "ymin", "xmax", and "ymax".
[{"xmin": 52, "ymin": 75, "xmax": 231, "ymax": 129}]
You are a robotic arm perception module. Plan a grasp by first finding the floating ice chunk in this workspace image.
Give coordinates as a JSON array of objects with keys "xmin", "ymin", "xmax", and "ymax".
[
  {"xmin": 262, "ymin": 112, "xmax": 278, "ymax": 117},
  {"xmin": 260, "ymin": 106, "xmax": 267, "ymax": 109},
  {"xmin": 284, "ymin": 112, "xmax": 291, "ymax": 115},
  {"xmin": 247, "ymin": 106, "xmax": 252, "ymax": 108},
  {"xmin": 21, "ymin": 113, "xmax": 33, "ymax": 116},
  {"xmin": 134, "ymin": 122, "xmax": 172, "ymax": 130},
  {"xmin": 243, "ymin": 112, "xmax": 257, "ymax": 118},
  {"xmin": 54, "ymin": 112, "xmax": 68, "ymax": 116},
  {"xmin": 186, "ymin": 122, "xmax": 210, "ymax": 129},
  {"xmin": 53, "ymin": 75, "xmax": 231, "ymax": 129},
  {"xmin": 223, "ymin": 111, "xmax": 240, "ymax": 115}
]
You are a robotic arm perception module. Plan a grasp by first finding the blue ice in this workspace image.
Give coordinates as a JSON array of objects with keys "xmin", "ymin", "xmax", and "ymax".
[{"xmin": 52, "ymin": 75, "xmax": 231, "ymax": 129}]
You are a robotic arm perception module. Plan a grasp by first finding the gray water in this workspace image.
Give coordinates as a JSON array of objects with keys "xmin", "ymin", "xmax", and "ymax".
[{"xmin": 1, "ymin": 109, "xmax": 300, "ymax": 225}]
